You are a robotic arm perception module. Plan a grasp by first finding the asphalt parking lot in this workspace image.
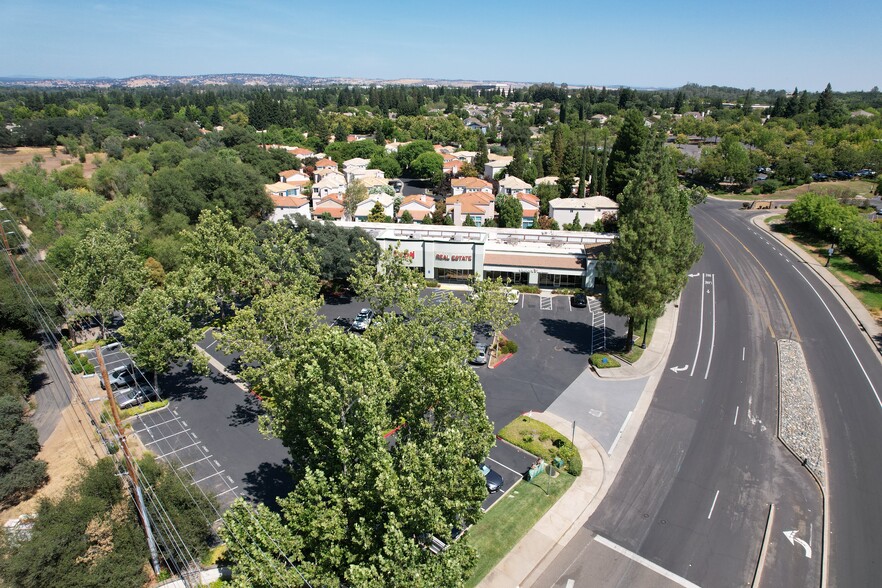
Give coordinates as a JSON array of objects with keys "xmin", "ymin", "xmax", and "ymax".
[{"xmin": 89, "ymin": 287, "xmax": 629, "ymax": 514}]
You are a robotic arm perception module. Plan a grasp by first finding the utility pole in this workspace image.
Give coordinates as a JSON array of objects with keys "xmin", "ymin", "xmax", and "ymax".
[{"xmin": 96, "ymin": 346, "xmax": 161, "ymax": 576}]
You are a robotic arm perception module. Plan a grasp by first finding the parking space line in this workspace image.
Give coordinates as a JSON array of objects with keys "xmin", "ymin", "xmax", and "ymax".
[
  {"xmin": 133, "ymin": 416, "xmax": 181, "ymax": 433},
  {"xmin": 181, "ymin": 455, "xmax": 212, "ymax": 469},
  {"xmin": 155, "ymin": 441, "xmax": 201, "ymax": 458},
  {"xmin": 216, "ymin": 487, "xmax": 239, "ymax": 497},
  {"xmin": 143, "ymin": 428, "xmax": 191, "ymax": 446},
  {"xmin": 193, "ymin": 471, "xmax": 224, "ymax": 485},
  {"xmin": 486, "ymin": 456, "xmax": 522, "ymax": 476}
]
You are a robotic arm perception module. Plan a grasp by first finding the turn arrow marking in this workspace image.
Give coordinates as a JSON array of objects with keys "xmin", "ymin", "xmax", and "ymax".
[
  {"xmin": 688, "ymin": 273, "xmax": 700, "ymax": 277},
  {"xmin": 783, "ymin": 530, "xmax": 812, "ymax": 558},
  {"xmin": 669, "ymin": 365, "xmax": 689, "ymax": 373}
]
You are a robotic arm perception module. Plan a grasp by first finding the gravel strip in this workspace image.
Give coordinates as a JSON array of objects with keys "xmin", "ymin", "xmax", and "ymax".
[{"xmin": 778, "ymin": 339, "xmax": 825, "ymax": 484}]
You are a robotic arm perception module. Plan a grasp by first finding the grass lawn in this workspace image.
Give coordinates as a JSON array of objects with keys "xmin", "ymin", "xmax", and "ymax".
[
  {"xmin": 710, "ymin": 179, "xmax": 875, "ymax": 201},
  {"xmin": 498, "ymin": 416, "xmax": 581, "ymax": 475},
  {"xmin": 769, "ymin": 220, "xmax": 882, "ymax": 316},
  {"xmin": 615, "ymin": 317, "xmax": 656, "ymax": 364},
  {"xmin": 465, "ymin": 472, "xmax": 576, "ymax": 588}
]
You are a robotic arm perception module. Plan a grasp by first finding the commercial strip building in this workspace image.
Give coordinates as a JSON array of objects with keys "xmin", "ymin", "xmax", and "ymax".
[{"xmin": 334, "ymin": 221, "xmax": 613, "ymax": 289}]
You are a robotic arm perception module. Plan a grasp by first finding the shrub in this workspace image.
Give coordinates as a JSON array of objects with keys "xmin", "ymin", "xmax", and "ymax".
[
  {"xmin": 499, "ymin": 416, "xmax": 583, "ymax": 476},
  {"xmin": 512, "ymin": 285, "xmax": 540, "ymax": 294},
  {"xmin": 760, "ymin": 179, "xmax": 782, "ymax": 193},
  {"xmin": 499, "ymin": 339, "xmax": 518, "ymax": 354},
  {"xmin": 425, "ymin": 279, "xmax": 440, "ymax": 288}
]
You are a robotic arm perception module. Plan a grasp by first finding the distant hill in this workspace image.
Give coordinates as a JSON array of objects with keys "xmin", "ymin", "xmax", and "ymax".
[{"xmin": 0, "ymin": 73, "xmax": 617, "ymax": 90}]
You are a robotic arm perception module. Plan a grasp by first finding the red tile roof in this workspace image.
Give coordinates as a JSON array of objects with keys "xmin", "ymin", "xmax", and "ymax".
[
  {"xmin": 315, "ymin": 158, "xmax": 337, "ymax": 167},
  {"xmin": 270, "ymin": 195, "xmax": 309, "ymax": 208},
  {"xmin": 451, "ymin": 177, "xmax": 492, "ymax": 189}
]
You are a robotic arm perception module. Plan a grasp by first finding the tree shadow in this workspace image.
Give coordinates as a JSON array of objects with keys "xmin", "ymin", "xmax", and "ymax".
[
  {"xmin": 539, "ymin": 318, "xmax": 614, "ymax": 355},
  {"xmin": 159, "ymin": 367, "xmax": 208, "ymax": 401},
  {"xmin": 227, "ymin": 393, "xmax": 263, "ymax": 427},
  {"xmin": 242, "ymin": 460, "xmax": 296, "ymax": 512}
]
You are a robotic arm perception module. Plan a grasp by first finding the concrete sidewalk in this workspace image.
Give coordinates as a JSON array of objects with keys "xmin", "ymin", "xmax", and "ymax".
[
  {"xmin": 479, "ymin": 301, "xmax": 680, "ymax": 587},
  {"xmin": 754, "ymin": 215, "xmax": 882, "ymax": 357}
]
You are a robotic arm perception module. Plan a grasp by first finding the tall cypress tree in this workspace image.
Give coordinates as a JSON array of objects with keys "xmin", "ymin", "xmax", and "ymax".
[{"xmin": 606, "ymin": 109, "xmax": 649, "ymax": 199}]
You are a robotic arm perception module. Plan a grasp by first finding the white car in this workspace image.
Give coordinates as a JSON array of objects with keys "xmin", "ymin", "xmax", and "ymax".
[
  {"xmin": 506, "ymin": 288, "xmax": 520, "ymax": 305},
  {"xmin": 352, "ymin": 308, "xmax": 375, "ymax": 332}
]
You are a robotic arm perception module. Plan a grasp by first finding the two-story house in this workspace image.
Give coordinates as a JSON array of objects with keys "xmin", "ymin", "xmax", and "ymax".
[{"xmin": 451, "ymin": 177, "xmax": 493, "ymax": 196}]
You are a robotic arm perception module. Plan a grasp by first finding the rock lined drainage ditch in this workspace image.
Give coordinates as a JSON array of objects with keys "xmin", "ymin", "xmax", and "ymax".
[{"xmin": 777, "ymin": 339, "xmax": 825, "ymax": 484}]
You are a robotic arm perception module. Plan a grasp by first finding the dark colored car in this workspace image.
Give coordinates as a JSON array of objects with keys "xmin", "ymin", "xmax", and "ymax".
[
  {"xmin": 811, "ymin": 173, "xmax": 828, "ymax": 182},
  {"xmin": 481, "ymin": 464, "xmax": 504, "ymax": 493},
  {"xmin": 832, "ymin": 170, "xmax": 854, "ymax": 180},
  {"xmin": 856, "ymin": 169, "xmax": 876, "ymax": 178},
  {"xmin": 571, "ymin": 292, "xmax": 588, "ymax": 308}
]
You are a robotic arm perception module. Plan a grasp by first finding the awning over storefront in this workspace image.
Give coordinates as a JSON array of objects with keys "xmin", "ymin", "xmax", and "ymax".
[{"xmin": 483, "ymin": 252, "xmax": 585, "ymax": 271}]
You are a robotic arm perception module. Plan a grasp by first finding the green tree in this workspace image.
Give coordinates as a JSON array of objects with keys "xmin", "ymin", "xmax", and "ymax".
[
  {"xmin": 57, "ymin": 227, "xmax": 148, "ymax": 338},
  {"xmin": 119, "ymin": 285, "xmax": 207, "ymax": 392},
  {"xmin": 606, "ymin": 109, "xmax": 649, "ymax": 198},
  {"xmin": 343, "ymin": 179, "xmax": 368, "ymax": 221},
  {"xmin": 468, "ymin": 277, "xmax": 521, "ymax": 360},
  {"xmin": 602, "ymin": 139, "xmax": 702, "ymax": 351},
  {"xmin": 179, "ymin": 208, "xmax": 263, "ymax": 317},
  {"xmin": 349, "ymin": 242, "xmax": 425, "ymax": 316},
  {"xmin": 474, "ymin": 132, "xmax": 489, "ymax": 173},
  {"xmin": 397, "ymin": 140, "xmax": 435, "ymax": 170},
  {"xmin": 496, "ymin": 193, "xmax": 524, "ymax": 228},
  {"xmin": 294, "ymin": 215, "xmax": 380, "ymax": 283},
  {"xmin": 0, "ymin": 396, "xmax": 48, "ymax": 506},
  {"xmin": 367, "ymin": 201, "xmax": 386, "ymax": 222},
  {"xmin": 410, "ymin": 151, "xmax": 444, "ymax": 182},
  {"xmin": 400, "ymin": 210, "xmax": 413, "ymax": 223}
]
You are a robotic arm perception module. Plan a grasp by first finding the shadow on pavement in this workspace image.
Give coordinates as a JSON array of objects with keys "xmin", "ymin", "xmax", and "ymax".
[
  {"xmin": 540, "ymin": 318, "xmax": 612, "ymax": 355},
  {"xmin": 160, "ymin": 368, "xmax": 208, "ymax": 401},
  {"xmin": 243, "ymin": 460, "xmax": 296, "ymax": 512},
  {"xmin": 228, "ymin": 394, "xmax": 263, "ymax": 427}
]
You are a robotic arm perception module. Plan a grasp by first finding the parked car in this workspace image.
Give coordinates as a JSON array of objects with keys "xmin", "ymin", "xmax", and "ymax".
[
  {"xmin": 480, "ymin": 464, "xmax": 504, "ymax": 493},
  {"xmin": 100, "ymin": 364, "xmax": 135, "ymax": 390},
  {"xmin": 469, "ymin": 343, "xmax": 488, "ymax": 365},
  {"xmin": 113, "ymin": 385, "xmax": 159, "ymax": 410},
  {"xmin": 856, "ymin": 169, "xmax": 877, "ymax": 178},
  {"xmin": 811, "ymin": 173, "xmax": 828, "ymax": 182},
  {"xmin": 832, "ymin": 170, "xmax": 854, "ymax": 180},
  {"xmin": 506, "ymin": 288, "xmax": 520, "ymax": 305},
  {"xmin": 352, "ymin": 308, "xmax": 375, "ymax": 332},
  {"xmin": 571, "ymin": 292, "xmax": 588, "ymax": 308}
]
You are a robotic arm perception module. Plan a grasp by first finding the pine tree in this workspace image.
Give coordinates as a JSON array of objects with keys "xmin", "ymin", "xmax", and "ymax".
[
  {"xmin": 549, "ymin": 125, "xmax": 565, "ymax": 176},
  {"xmin": 474, "ymin": 133, "xmax": 489, "ymax": 173},
  {"xmin": 606, "ymin": 109, "xmax": 648, "ymax": 199}
]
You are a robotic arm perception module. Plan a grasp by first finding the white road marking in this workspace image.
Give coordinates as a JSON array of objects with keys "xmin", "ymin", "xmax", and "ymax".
[
  {"xmin": 181, "ymin": 420, "xmax": 188, "ymax": 427},
  {"xmin": 215, "ymin": 486, "xmax": 239, "ymax": 497},
  {"xmin": 193, "ymin": 471, "xmax": 224, "ymax": 484},
  {"xmin": 143, "ymin": 428, "xmax": 190, "ymax": 446},
  {"xmin": 226, "ymin": 475, "xmax": 235, "ymax": 484},
  {"xmin": 181, "ymin": 456, "xmax": 212, "ymax": 469},
  {"xmin": 565, "ymin": 581, "xmax": 575, "ymax": 588},
  {"xmin": 670, "ymin": 365, "xmax": 689, "ymax": 373},
  {"xmin": 213, "ymin": 460, "xmax": 221, "ymax": 467},
  {"xmin": 742, "ymin": 346, "xmax": 746, "ymax": 361},
  {"xmin": 690, "ymin": 273, "xmax": 706, "ymax": 377},
  {"xmin": 704, "ymin": 274, "xmax": 716, "ymax": 380},
  {"xmin": 155, "ymin": 441, "xmax": 201, "ymax": 459},
  {"xmin": 792, "ymin": 265, "xmax": 881, "ymax": 408},
  {"xmin": 202, "ymin": 445, "xmax": 210, "ymax": 453},
  {"xmin": 486, "ymin": 456, "xmax": 521, "ymax": 475},
  {"xmin": 608, "ymin": 411, "xmax": 633, "ymax": 456},
  {"xmin": 734, "ymin": 406, "xmax": 739, "ymax": 425},
  {"xmin": 708, "ymin": 490, "xmax": 720, "ymax": 519},
  {"xmin": 594, "ymin": 536, "xmax": 702, "ymax": 588}
]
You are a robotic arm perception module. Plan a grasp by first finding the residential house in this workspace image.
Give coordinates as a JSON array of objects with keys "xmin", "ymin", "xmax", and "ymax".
[
  {"xmin": 464, "ymin": 117, "xmax": 489, "ymax": 133},
  {"xmin": 443, "ymin": 158, "xmax": 465, "ymax": 175},
  {"xmin": 312, "ymin": 194, "xmax": 345, "ymax": 220},
  {"xmin": 269, "ymin": 195, "xmax": 311, "ymax": 222},
  {"xmin": 497, "ymin": 175, "xmax": 533, "ymax": 195},
  {"xmin": 312, "ymin": 172, "xmax": 347, "ymax": 205},
  {"xmin": 447, "ymin": 192, "xmax": 495, "ymax": 227},
  {"xmin": 385, "ymin": 141, "xmax": 408, "ymax": 153},
  {"xmin": 535, "ymin": 176, "xmax": 559, "ymax": 186},
  {"xmin": 451, "ymin": 177, "xmax": 493, "ymax": 196},
  {"xmin": 397, "ymin": 194, "xmax": 435, "ymax": 223},
  {"xmin": 278, "ymin": 169, "xmax": 310, "ymax": 184},
  {"xmin": 359, "ymin": 176, "xmax": 393, "ymax": 193},
  {"xmin": 452, "ymin": 150, "xmax": 476, "ymax": 164},
  {"xmin": 289, "ymin": 147, "xmax": 315, "ymax": 159},
  {"xmin": 314, "ymin": 158, "xmax": 338, "ymax": 172},
  {"xmin": 513, "ymin": 192, "xmax": 540, "ymax": 228},
  {"xmin": 590, "ymin": 114, "xmax": 609, "ymax": 125},
  {"xmin": 347, "ymin": 167, "xmax": 386, "ymax": 184},
  {"xmin": 483, "ymin": 156, "xmax": 513, "ymax": 180},
  {"xmin": 265, "ymin": 181, "xmax": 304, "ymax": 198},
  {"xmin": 549, "ymin": 196, "xmax": 619, "ymax": 227},
  {"xmin": 354, "ymin": 193, "xmax": 395, "ymax": 222}
]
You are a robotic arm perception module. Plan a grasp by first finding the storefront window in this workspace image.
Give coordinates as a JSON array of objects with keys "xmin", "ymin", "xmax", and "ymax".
[
  {"xmin": 437, "ymin": 269, "xmax": 474, "ymax": 282},
  {"xmin": 538, "ymin": 273, "xmax": 582, "ymax": 288},
  {"xmin": 484, "ymin": 270, "xmax": 528, "ymax": 284}
]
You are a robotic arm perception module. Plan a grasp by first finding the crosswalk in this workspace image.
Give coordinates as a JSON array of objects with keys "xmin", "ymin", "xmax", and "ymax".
[
  {"xmin": 588, "ymin": 298, "xmax": 606, "ymax": 353},
  {"xmin": 540, "ymin": 294, "xmax": 553, "ymax": 310}
]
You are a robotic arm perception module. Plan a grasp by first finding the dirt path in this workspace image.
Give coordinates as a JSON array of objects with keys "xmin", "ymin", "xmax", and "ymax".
[{"xmin": 0, "ymin": 146, "xmax": 103, "ymax": 178}]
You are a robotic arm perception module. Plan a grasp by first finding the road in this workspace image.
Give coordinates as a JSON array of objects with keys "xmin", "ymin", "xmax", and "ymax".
[{"xmin": 538, "ymin": 198, "xmax": 882, "ymax": 588}]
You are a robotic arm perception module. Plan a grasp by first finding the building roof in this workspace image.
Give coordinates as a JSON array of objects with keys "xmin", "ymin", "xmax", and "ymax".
[
  {"xmin": 359, "ymin": 176, "xmax": 391, "ymax": 189},
  {"xmin": 549, "ymin": 196, "xmax": 619, "ymax": 210},
  {"xmin": 484, "ymin": 252, "xmax": 585, "ymax": 271},
  {"xmin": 290, "ymin": 147, "xmax": 314, "ymax": 156},
  {"xmin": 452, "ymin": 177, "xmax": 492, "ymax": 189},
  {"xmin": 464, "ymin": 117, "xmax": 487, "ymax": 127},
  {"xmin": 315, "ymin": 158, "xmax": 337, "ymax": 167},
  {"xmin": 498, "ymin": 175, "xmax": 532, "ymax": 190},
  {"xmin": 278, "ymin": 169, "xmax": 303, "ymax": 178},
  {"xmin": 314, "ymin": 173, "xmax": 347, "ymax": 188},
  {"xmin": 343, "ymin": 157, "xmax": 370, "ymax": 167},
  {"xmin": 487, "ymin": 154, "xmax": 513, "ymax": 164},
  {"xmin": 447, "ymin": 192, "xmax": 494, "ymax": 215},
  {"xmin": 514, "ymin": 192, "xmax": 540, "ymax": 207},
  {"xmin": 534, "ymin": 176, "xmax": 559, "ymax": 185},
  {"xmin": 399, "ymin": 194, "xmax": 435, "ymax": 210},
  {"xmin": 265, "ymin": 181, "xmax": 300, "ymax": 194},
  {"xmin": 269, "ymin": 195, "xmax": 309, "ymax": 208}
]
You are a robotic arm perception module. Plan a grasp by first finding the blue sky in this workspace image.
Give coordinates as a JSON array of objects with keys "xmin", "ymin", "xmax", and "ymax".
[{"xmin": 1, "ymin": 0, "xmax": 878, "ymax": 91}]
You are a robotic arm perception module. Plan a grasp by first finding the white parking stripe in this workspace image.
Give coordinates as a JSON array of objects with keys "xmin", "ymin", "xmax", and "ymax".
[
  {"xmin": 194, "ymin": 471, "xmax": 224, "ymax": 484},
  {"xmin": 156, "ymin": 441, "xmax": 201, "ymax": 459},
  {"xmin": 143, "ymin": 428, "xmax": 190, "ymax": 446},
  {"xmin": 486, "ymin": 456, "xmax": 521, "ymax": 475},
  {"xmin": 181, "ymin": 456, "xmax": 212, "ymax": 469}
]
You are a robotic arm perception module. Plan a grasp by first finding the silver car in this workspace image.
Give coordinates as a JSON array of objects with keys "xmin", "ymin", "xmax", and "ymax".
[
  {"xmin": 352, "ymin": 308, "xmax": 375, "ymax": 332},
  {"xmin": 469, "ymin": 343, "xmax": 488, "ymax": 365}
]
